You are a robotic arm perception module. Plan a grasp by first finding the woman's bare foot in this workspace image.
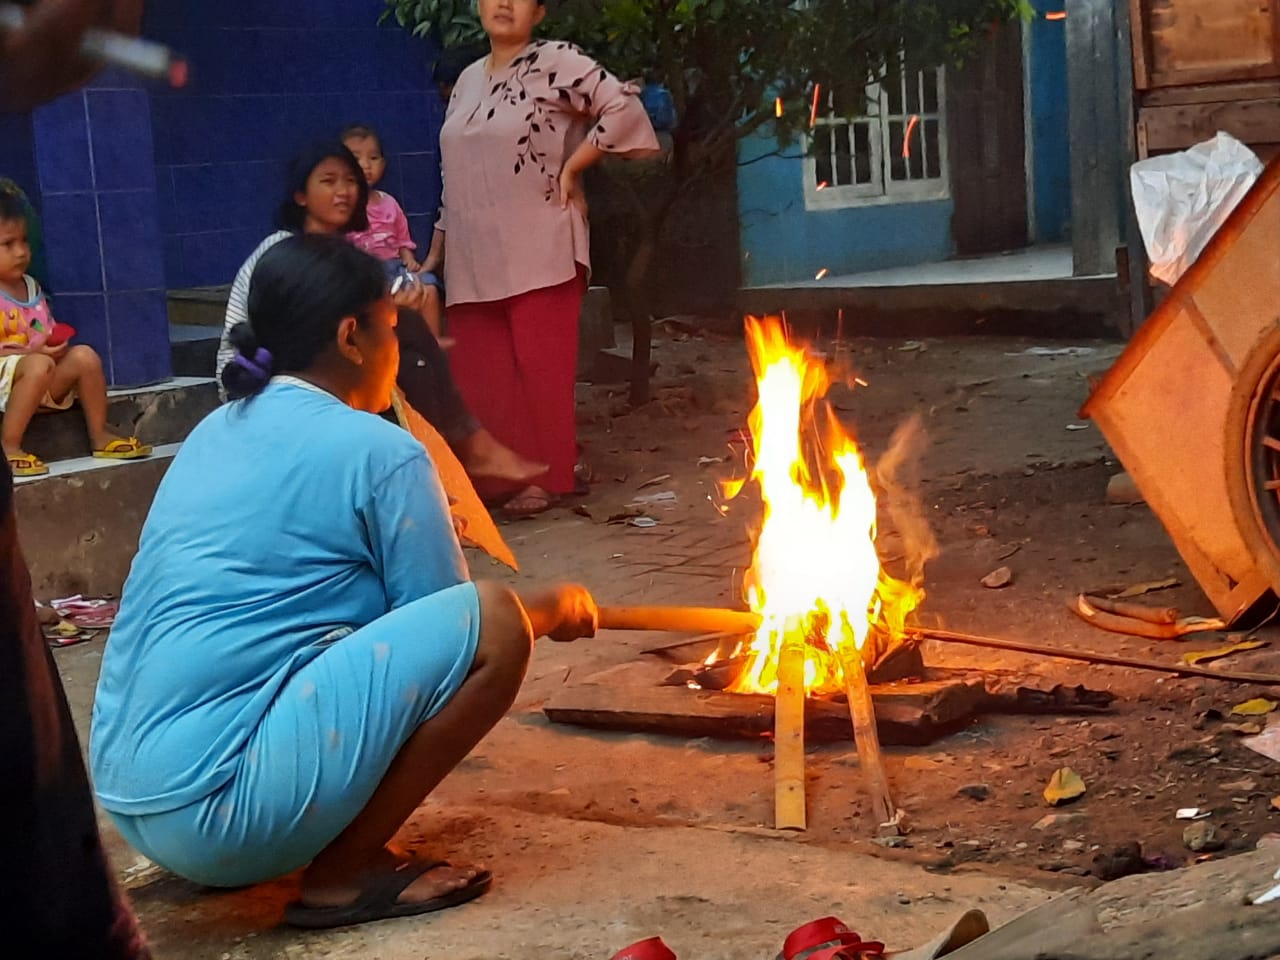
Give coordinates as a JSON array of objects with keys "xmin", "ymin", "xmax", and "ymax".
[{"xmin": 459, "ymin": 429, "xmax": 547, "ymax": 484}]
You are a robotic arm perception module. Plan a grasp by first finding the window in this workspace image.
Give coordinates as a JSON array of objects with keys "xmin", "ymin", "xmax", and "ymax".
[{"xmin": 803, "ymin": 57, "xmax": 949, "ymax": 209}]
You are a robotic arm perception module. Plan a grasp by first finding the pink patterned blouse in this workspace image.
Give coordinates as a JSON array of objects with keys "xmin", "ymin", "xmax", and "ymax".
[
  {"xmin": 347, "ymin": 190, "xmax": 416, "ymax": 262},
  {"xmin": 438, "ymin": 40, "xmax": 659, "ymax": 307}
]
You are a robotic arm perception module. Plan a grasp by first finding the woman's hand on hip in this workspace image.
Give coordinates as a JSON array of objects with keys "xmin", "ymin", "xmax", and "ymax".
[{"xmin": 558, "ymin": 168, "xmax": 588, "ymax": 217}]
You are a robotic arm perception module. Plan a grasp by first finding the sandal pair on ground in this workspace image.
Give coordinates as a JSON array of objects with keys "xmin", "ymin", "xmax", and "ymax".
[
  {"xmin": 613, "ymin": 918, "xmax": 887, "ymax": 960},
  {"xmin": 7, "ymin": 437, "xmax": 152, "ymax": 477},
  {"xmin": 613, "ymin": 910, "xmax": 992, "ymax": 960}
]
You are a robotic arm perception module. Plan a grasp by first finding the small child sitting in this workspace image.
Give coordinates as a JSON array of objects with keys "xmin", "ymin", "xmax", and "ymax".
[
  {"xmin": 341, "ymin": 123, "xmax": 448, "ymax": 343},
  {"xmin": 0, "ymin": 194, "xmax": 151, "ymax": 477}
]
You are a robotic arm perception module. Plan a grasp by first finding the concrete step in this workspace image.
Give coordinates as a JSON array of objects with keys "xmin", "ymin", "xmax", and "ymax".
[
  {"xmin": 170, "ymin": 324, "xmax": 219, "ymax": 378},
  {"xmin": 167, "ymin": 285, "xmax": 230, "ymax": 327},
  {"xmin": 24, "ymin": 377, "xmax": 217, "ymax": 464},
  {"xmin": 15, "ymin": 443, "xmax": 181, "ymax": 598}
]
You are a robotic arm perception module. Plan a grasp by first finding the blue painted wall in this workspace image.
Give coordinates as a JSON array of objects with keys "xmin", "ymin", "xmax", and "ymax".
[
  {"xmin": 737, "ymin": 10, "xmax": 1076, "ymax": 284},
  {"xmin": 736, "ymin": 130, "xmax": 955, "ymax": 286},
  {"xmin": 142, "ymin": 0, "xmax": 443, "ymax": 289},
  {"xmin": 1026, "ymin": 0, "xmax": 1072, "ymax": 243}
]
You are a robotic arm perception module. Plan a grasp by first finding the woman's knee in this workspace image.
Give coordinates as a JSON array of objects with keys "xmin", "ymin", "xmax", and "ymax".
[{"xmin": 472, "ymin": 581, "xmax": 533, "ymax": 681}]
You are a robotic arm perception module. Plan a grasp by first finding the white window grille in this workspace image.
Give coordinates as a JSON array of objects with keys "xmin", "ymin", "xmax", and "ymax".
[{"xmin": 803, "ymin": 57, "xmax": 949, "ymax": 209}]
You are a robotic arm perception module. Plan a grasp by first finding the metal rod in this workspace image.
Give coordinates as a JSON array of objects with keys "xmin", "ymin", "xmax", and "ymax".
[
  {"xmin": 774, "ymin": 632, "xmax": 807, "ymax": 831},
  {"xmin": 840, "ymin": 645, "xmax": 897, "ymax": 831},
  {"xmin": 609, "ymin": 604, "xmax": 1280, "ymax": 685},
  {"xmin": 912, "ymin": 627, "xmax": 1280, "ymax": 685}
]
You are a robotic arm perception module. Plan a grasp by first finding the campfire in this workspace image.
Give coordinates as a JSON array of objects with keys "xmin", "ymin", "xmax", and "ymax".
[
  {"xmin": 553, "ymin": 317, "xmax": 1120, "ymax": 835},
  {"xmin": 718, "ymin": 315, "xmax": 926, "ymax": 698}
]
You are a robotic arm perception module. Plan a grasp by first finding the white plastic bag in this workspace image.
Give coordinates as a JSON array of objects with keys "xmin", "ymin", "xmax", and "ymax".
[{"xmin": 1130, "ymin": 131, "xmax": 1264, "ymax": 286}]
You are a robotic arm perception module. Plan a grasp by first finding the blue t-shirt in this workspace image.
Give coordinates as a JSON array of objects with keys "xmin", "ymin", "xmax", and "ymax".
[{"xmin": 90, "ymin": 380, "xmax": 468, "ymax": 815}]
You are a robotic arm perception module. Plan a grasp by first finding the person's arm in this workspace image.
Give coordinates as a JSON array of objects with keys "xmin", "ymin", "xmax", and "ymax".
[
  {"xmin": 363, "ymin": 451, "xmax": 469, "ymax": 609},
  {"xmin": 0, "ymin": 0, "xmax": 144, "ymax": 112},
  {"xmin": 422, "ymin": 227, "xmax": 445, "ymax": 275},
  {"xmin": 551, "ymin": 46, "xmax": 661, "ymax": 212}
]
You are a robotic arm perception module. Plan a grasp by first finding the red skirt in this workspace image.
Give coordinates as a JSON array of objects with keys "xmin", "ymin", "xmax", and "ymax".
[{"xmin": 447, "ymin": 268, "xmax": 586, "ymax": 497}]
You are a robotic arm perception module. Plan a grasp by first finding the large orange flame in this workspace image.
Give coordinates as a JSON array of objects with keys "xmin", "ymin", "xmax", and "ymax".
[{"xmin": 725, "ymin": 316, "xmax": 924, "ymax": 696}]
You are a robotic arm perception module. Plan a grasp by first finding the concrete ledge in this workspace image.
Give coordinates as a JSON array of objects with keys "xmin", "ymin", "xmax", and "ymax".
[
  {"xmin": 24, "ymin": 378, "xmax": 217, "ymax": 464},
  {"xmin": 15, "ymin": 445, "xmax": 180, "ymax": 598}
]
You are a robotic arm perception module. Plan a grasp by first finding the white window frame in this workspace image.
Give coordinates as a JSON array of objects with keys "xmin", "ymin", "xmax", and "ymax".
[{"xmin": 802, "ymin": 57, "xmax": 950, "ymax": 211}]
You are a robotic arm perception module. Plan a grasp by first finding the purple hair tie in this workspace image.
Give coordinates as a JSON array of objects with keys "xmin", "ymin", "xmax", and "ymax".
[{"xmin": 233, "ymin": 347, "xmax": 273, "ymax": 381}]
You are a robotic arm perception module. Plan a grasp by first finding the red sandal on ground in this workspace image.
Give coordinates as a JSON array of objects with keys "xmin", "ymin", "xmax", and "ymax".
[
  {"xmin": 780, "ymin": 917, "xmax": 885, "ymax": 960},
  {"xmin": 610, "ymin": 937, "xmax": 678, "ymax": 960}
]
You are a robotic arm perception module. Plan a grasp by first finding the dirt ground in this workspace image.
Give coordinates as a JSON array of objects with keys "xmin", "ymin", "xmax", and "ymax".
[{"xmin": 51, "ymin": 323, "xmax": 1280, "ymax": 958}]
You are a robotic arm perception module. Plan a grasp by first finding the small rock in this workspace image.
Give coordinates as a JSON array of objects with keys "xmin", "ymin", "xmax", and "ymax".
[
  {"xmin": 1034, "ymin": 813, "xmax": 1088, "ymax": 831},
  {"xmin": 1106, "ymin": 472, "xmax": 1144, "ymax": 505},
  {"xmin": 957, "ymin": 783, "xmax": 992, "ymax": 802},
  {"xmin": 982, "ymin": 566, "xmax": 1014, "ymax": 589},
  {"xmin": 1088, "ymin": 724, "xmax": 1123, "ymax": 742},
  {"xmin": 1092, "ymin": 842, "xmax": 1147, "ymax": 881},
  {"xmin": 1062, "ymin": 840, "xmax": 1085, "ymax": 852},
  {"xmin": 1184, "ymin": 821, "xmax": 1226, "ymax": 853}
]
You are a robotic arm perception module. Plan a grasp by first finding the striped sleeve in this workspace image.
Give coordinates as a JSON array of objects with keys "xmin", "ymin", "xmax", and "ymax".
[{"xmin": 215, "ymin": 231, "xmax": 291, "ymax": 399}]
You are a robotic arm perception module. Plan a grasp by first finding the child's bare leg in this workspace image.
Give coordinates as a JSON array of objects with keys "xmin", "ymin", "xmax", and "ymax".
[
  {"xmin": 47, "ymin": 346, "xmax": 115, "ymax": 449},
  {"xmin": 2, "ymin": 353, "xmax": 55, "ymax": 457}
]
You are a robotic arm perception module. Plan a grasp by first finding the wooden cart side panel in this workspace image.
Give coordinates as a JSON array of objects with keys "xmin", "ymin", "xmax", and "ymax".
[
  {"xmin": 1138, "ymin": 99, "xmax": 1280, "ymax": 154},
  {"xmin": 1135, "ymin": 0, "xmax": 1280, "ymax": 89},
  {"xmin": 1131, "ymin": 0, "xmax": 1152, "ymax": 88}
]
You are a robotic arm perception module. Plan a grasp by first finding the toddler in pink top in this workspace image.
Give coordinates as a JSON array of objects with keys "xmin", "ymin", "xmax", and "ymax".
[{"xmin": 343, "ymin": 125, "xmax": 447, "ymax": 341}]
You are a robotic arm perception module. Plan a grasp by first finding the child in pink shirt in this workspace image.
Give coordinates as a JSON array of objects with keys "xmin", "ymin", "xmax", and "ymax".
[
  {"xmin": 0, "ymin": 194, "xmax": 150, "ymax": 477},
  {"xmin": 343, "ymin": 124, "xmax": 447, "ymax": 342}
]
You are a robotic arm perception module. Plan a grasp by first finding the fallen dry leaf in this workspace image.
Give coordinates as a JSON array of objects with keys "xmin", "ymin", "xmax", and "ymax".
[
  {"xmin": 1044, "ymin": 767, "xmax": 1087, "ymax": 806},
  {"xmin": 1272, "ymin": 796, "xmax": 1280, "ymax": 813},
  {"xmin": 982, "ymin": 566, "xmax": 1014, "ymax": 589},
  {"xmin": 1182, "ymin": 639, "xmax": 1267, "ymax": 666},
  {"xmin": 1108, "ymin": 578, "xmax": 1180, "ymax": 600},
  {"xmin": 1233, "ymin": 698, "xmax": 1278, "ymax": 717},
  {"xmin": 1224, "ymin": 721, "xmax": 1266, "ymax": 736}
]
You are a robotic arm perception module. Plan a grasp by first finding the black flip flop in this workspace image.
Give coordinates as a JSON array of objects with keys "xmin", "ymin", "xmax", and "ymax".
[{"xmin": 283, "ymin": 860, "xmax": 492, "ymax": 930}]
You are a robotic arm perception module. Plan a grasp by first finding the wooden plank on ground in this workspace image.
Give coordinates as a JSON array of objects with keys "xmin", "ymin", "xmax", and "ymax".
[{"xmin": 543, "ymin": 674, "xmax": 988, "ymax": 747}]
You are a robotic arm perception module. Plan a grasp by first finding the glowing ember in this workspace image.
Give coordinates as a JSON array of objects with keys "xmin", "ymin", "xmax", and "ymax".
[
  {"xmin": 722, "ymin": 317, "xmax": 924, "ymax": 696},
  {"xmin": 776, "ymin": 96, "xmax": 784, "ymax": 118},
  {"xmin": 809, "ymin": 83, "xmax": 821, "ymax": 128},
  {"xmin": 1045, "ymin": 10, "xmax": 1066, "ymax": 19},
  {"xmin": 903, "ymin": 114, "xmax": 920, "ymax": 159},
  {"xmin": 816, "ymin": 181, "xmax": 829, "ymax": 191},
  {"xmin": 814, "ymin": 267, "xmax": 829, "ymax": 280}
]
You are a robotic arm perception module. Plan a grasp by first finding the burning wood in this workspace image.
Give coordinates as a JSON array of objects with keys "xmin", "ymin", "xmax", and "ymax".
[{"xmin": 711, "ymin": 316, "xmax": 923, "ymax": 831}]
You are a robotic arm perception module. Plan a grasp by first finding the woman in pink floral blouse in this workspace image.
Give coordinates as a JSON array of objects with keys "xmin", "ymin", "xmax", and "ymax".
[{"xmin": 426, "ymin": 0, "xmax": 659, "ymax": 516}]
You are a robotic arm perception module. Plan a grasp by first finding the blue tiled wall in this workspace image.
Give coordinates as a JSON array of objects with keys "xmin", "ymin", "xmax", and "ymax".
[
  {"xmin": 0, "ymin": 112, "xmax": 38, "ymax": 199},
  {"xmin": 143, "ymin": 0, "xmax": 444, "ymax": 289},
  {"xmin": 33, "ymin": 68, "xmax": 170, "ymax": 385}
]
